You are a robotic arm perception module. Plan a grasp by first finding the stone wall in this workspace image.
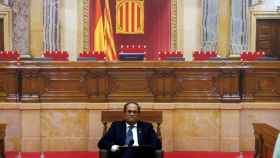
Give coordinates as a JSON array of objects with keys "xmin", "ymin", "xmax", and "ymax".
[{"xmin": 1, "ymin": 102, "xmax": 280, "ymax": 152}]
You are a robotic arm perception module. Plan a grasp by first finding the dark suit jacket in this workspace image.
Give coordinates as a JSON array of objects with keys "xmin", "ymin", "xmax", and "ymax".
[{"xmin": 98, "ymin": 121, "xmax": 162, "ymax": 150}]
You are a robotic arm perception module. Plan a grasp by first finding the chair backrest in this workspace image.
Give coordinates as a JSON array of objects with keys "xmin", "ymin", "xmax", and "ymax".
[
  {"xmin": 253, "ymin": 123, "xmax": 280, "ymax": 158},
  {"xmin": 101, "ymin": 111, "xmax": 162, "ymax": 139},
  {"xmin": 0, "ymin": 124, "xmax": 6, "ymax": 158}
]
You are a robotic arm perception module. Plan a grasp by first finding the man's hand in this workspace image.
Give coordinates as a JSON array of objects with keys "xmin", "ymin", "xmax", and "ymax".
[{"xmin": 111, "ymin": 145, "xmax": 119, "ymax": 152}]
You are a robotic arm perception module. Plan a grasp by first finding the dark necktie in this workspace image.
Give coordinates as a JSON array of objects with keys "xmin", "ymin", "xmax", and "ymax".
[{"xmin": 125, "ymin": 125, "xmax": 134, "ymax": 145}]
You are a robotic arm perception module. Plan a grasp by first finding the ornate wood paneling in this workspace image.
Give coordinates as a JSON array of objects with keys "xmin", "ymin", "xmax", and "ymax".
[
  {"xmin": 219, "ymin": 69, "xmax": 241, "ymax": 102},
  {"xmin": 22, "ymin": 69, "xmax": 89, "ymax": 102},
  {"xmin": 243, "ymin": 69, "xmax": 280, "ymax": 101},
  {"xmin": 0, "ymin": 69, "xmax": 18, "ymax": 102},
  {"xmin": 1, "ymin": 61, "xmax": 280, "ymax": 102},
  {"xmin": 174, "ymin": 69, "xmax": 221, "ymax": 102},
  {"xmin": 107, "ymin": 70, "xmax": 154, "ymax": 101},
  {"xmin": 151, "ymin": 69, "xmax": 176, "ymax": 102}
]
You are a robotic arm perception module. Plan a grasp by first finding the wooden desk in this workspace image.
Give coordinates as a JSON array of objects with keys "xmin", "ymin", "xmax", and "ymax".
[
  {"xmin": 253, "ymin": 123, "xmax": 279, "ymax": 158},
  {"xmin": 0, "ymin": 124, "xmax": 6, "ymax": 158},
  {"xmin": 1, "ymin": 60, "xmax": 280, "ymax": 102}
]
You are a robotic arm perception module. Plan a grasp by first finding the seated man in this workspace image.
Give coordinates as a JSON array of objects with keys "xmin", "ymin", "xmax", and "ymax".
[{"xmin": 98, "ymin": 102, "xmax": 162, "ymax": 158}]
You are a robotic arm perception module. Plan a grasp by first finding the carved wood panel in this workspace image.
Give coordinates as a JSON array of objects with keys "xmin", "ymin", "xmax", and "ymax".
[
  {"xmin": 219, "ymin": 70, "xmax": 240, "ymax": 102},
  {"xmin": 243, "ymin": 70, "xmax": 280, "ymax": 101},
  {"xmin": 86, "ymin": 70, "xmax": 109, "ymax": 102},
  {"xmin": 0, "ymin": 70, "xmax": 17, "ymax": 102},
  {"xmin": 22, "ymin": 70, "xmax": 89, "ymax": 102},
  {"xmin": 151, "ymin": 69, "xmax": 176, "ymax": 102},
  {"xmin": 107, "ymin": 70, "xmax": 154, "ymax": 101},
  {"xmin": 173, "ymin": 69, "xmax": 221, "ymax": 102},
  {"xmin": 21, "ymin": 69, "xmax": 43, "ymax": 102}
]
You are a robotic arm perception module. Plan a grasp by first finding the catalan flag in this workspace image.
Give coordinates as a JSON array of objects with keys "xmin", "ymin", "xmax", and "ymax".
[
  {"xmin": 116, "ymin": 0, "xmax": 144, "ymax": 34},
  {"xmin": 90, "ymin": 0, "xmax": 117, "ymax": 61},
  {"xmin": 103, "ymin": 0, "xmax": 117, "ymax": 61},
  {"xmin": 92, "ymin": 0, "xmax": 105, "ymax": 51}
]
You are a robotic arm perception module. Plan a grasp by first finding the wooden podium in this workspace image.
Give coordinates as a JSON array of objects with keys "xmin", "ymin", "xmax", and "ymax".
[{"xmin": 0, "ymin": 124, "xmax": 6, "ymax": 158}]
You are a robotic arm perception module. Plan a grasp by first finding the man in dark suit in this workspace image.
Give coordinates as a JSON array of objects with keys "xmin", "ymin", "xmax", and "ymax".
[{"xmin": 98, "ymin": 102, "xmax": 161, "ymax": 158}]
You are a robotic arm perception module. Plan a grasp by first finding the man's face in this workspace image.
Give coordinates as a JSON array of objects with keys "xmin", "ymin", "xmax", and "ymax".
[{"xmin": 125, "ymin": 104, "xmax": 139, "ymax": 125}]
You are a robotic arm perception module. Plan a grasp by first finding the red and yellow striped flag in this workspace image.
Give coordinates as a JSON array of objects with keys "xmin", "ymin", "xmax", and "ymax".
[
  {"xmin": 103, "ymin": 0, "xmax": 117, "ymax": 61},
  {"xmin": 92, "ymin": 0, "xmax": 105, "ymax": 51}
]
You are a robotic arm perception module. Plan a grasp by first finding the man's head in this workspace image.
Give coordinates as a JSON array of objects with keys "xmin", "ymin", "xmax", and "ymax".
[{"xmin": 123, "ymin": 102, "xmax": 141, "ymax": 125}]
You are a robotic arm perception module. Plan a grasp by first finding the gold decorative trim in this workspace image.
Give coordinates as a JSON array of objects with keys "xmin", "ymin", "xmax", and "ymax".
[
  {"xmin": 77, "ymin": 0, "xmax": 84, "ymax": 53},
  {"xmin": 0, "ymin": 4, "xmax": 12, "ymax": 50},
  {"xmin": 83, "ymin": 0, "xmax": 89, "ymax": 51},
  {"xmin": 82, "ymin": 0, "xmax": 178, "ymax": 51},
  {"xmin": 249, "ymin": 11, "xmax": 280, "ymax": 51},
  {"xmin": 60, "ymin": 0, "xmax": 65, "ymax": 50},
  {"xmin": 217, "ymin": 0, "xmax": 231, "ymax": 57},
  {"xmin": 171, "ymin": 0, "xmax": 177, "ymax": 50}
]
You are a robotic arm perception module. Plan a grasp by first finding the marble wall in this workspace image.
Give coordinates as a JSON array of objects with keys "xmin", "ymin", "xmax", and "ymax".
[
  {"xmin": 1, "ymin": 102, "xmax": 280, "ymax": 152},
  {"xmin": 9, "ymin": 0, "xmax": 30, "ymax": 57}
]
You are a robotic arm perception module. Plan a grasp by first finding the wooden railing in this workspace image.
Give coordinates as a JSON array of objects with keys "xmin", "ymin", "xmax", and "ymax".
[{"xmin": 253, "ymin": 123, "xmax": 280, "ymax": 158}]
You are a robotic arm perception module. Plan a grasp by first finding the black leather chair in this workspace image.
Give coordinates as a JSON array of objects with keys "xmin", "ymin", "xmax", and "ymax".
[{"xmin": 99, "ymin": 111, "xmax": 163, "ymax": 158}]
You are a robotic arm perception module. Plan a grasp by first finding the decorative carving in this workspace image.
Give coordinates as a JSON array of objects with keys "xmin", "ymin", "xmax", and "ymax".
[
  {"xmin": 174, "ymin": 70, "xmax": 221, "ymax": 101},
  {"xmin": 219, "ymin": 70, "xmax": 241, "ymax": 102},
  {"xmin": 0, "ymin": 70, "xmax": 17, "ymax": 102},
  {"xmin": 107, "ymin": 70, "xmax": 154, "ymax": 101},
  {"xmin": 243, "ymin": 70, "xmax": 280, "ymax": 101},
  {"xmin": 171, "ymin": 0, "xmax": 177, "ymax": 50},
  {"xmin": 83, "ymin": 0, "xmax": 89, "ymax": 51}
]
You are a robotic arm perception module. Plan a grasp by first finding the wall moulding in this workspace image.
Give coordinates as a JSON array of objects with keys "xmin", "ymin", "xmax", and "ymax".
[{"xmin": 0, "ymin": 4, "xmax": 12, "ymax": 50}]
